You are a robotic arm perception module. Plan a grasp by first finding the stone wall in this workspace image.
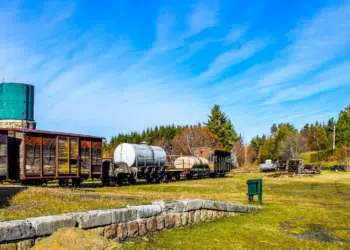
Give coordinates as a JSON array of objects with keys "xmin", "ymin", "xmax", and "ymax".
[{"xmin": 0, "ymin": 199, "xmax": 260, "ymax": 249}]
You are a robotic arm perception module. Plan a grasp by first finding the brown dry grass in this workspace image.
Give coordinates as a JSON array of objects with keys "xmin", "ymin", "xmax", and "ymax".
[{"xmin": 32, "ymin": 228, "xmax": 120, "ymax": 250}]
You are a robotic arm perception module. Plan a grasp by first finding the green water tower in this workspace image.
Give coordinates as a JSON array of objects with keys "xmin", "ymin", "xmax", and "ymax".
[{"xmin": 0, "ymin": 82, "xmax": 36, "ymax": 129}]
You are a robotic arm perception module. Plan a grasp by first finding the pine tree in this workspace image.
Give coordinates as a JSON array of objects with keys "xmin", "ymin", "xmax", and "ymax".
[
  {"xmin": 336, "ymin": 105, "xmax": 350, "ymax": 147},
  {"xmin": 207, "ymin": 104, "xmax": 238, "ymax": 151}
]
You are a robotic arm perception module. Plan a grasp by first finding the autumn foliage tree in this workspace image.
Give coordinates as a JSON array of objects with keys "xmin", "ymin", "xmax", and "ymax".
[{"xmin": 171, "ymin": 126, "xmax": 222, "ymax": 155}]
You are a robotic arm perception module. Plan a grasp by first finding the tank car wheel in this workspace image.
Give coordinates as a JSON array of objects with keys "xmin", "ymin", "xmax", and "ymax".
[
  {"xmin": 58, "ymin": 179, "xmax": 68, "ymax": 187},
  {"xmin": 116, "ymin": 176, "xmax": 124, "ymax": 186},
  {"xmin": 72, "ymin": 179, "xmax": 81, "ymax": 187},
  {"xmin": 128, "ymin": 177, "xmax": 137, "ymax": 185}
]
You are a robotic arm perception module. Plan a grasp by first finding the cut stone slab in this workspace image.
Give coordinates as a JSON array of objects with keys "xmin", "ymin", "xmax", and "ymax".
[
  {"xmin": 128, "ymin": 205, "xmax": 162, "ymax": 219},
  {"xmin": 27, "ymin": 214, "xmax": 76, "ymax": 237},
  {"xmin": 112, "ymin": 208, "xmax": 138, "ymax": 224},
  {"xmin": 226, "ymin": 204, "xmax": 259, "ymax": 213},
  {"xmin": 183, "ymin": 199, "xmax": 203, "ymax": 211},
  {"xmin": 0, "ymin": 220, "xmax": 35, "ymax": 243},
  {"xmin": 71, "ymin": 210, "xmax": 113, "ymax": 229}
]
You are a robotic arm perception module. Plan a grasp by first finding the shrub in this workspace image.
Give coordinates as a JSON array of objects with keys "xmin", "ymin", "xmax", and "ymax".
[{"xmin": 309, "ymin": 149, "xmax": 333, "ymax": 163}]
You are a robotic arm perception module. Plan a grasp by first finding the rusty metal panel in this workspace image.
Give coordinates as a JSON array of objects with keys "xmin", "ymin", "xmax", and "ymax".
[
  {"xmin": 0, "ymin": 134, "xmax": 8, "ymax": 178},
  {"xmin": 91, "ymin": 141, "xmax": 102, "ymax": 175},
  {"xmin": 43, "ymin": 137, "xmax": 56, "ymax": 176},
  {"xmin": 58, "ymin": 137, "xmax": 69, "ymax": 175},
  {"xmin": 69, "ymin": 137, "xmax": 79, "ymax": 175},
  {"xmin": 80, "ymin": 140, "xmax": 91, "ymax": 175},
  {"xmin": 24, "ymin": 136, "xmax": 42, "ymax": 176}
]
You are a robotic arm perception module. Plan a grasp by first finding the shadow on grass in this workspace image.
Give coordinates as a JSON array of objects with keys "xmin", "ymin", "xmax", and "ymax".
[
  {"xmin": 0, "ymin": 186, "xmax": 27, "ymax": 208},
  {"xmin": 39, "ymin": 175, "xmax": 232, "ymax": 189}
]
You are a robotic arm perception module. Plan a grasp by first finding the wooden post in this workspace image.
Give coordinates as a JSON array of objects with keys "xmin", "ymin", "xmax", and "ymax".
[
  {"xmin": 89, "ymin": 140, "xmax": 92, "ymax": 179},
  {"xmin": 40, "ymin": 136, "xmax": 43, "ymax": 178},
  {"xmin": 77, "ymin": 137, "xmax": 80, "ymax": 177},
  {"xmin": 56, "ymin": 136, "xmax": 59, "ymax": 178},
  {"xmin": 68, "ymin": 137, "xmax": 71, "ymax": 176}
]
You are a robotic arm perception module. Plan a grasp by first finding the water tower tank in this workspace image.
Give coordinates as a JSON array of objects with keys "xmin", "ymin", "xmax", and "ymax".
[{"xmin": 0, "ymin": 82, "xmax": 36, "ymax": 129}]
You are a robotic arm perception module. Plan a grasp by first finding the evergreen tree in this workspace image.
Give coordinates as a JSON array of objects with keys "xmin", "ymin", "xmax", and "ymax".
[
  {"xmin": 336, "ymin": 105, "xmax": 350, "ymax": 147},
  {"xmin": 207, "ymin": 104, "xmax": 238, "ymax": 151},
  {"xmin": 251, "ymin": 135, "xmax": 266, "ymax": 154},
  {"xmin": 300, "ymin": 122, "xmax": 331, "ymax": 151}
]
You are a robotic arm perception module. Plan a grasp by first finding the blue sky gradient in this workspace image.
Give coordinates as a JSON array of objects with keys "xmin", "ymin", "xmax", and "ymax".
[{"xmin": 1, "ymin": 0, "xmax": 349, "ymax": 141}]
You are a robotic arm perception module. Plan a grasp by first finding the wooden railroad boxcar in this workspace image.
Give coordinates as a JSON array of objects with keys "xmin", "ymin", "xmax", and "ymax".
[
  {"xmin": 0, "ymin": 129, "xmax": 8, "ymax": 180},
  {"xmin": 194, "ymin": 147, "xmax": 233, "ymax": 176},
  {"xmin": 3, "ymin": 128, "xmax": 103, "ymax": 184}
]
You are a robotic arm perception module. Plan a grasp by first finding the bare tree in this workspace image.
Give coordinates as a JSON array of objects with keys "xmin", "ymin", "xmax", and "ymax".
[{"xmin": 171, "ymin": 126, "xmax": 222, "ymax": 155}]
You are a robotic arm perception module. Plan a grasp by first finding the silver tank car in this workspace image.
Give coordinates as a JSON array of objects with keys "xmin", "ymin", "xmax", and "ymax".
[{"xmin": 114, "ymin": 143, "xmax": 167, "ymax": 167}]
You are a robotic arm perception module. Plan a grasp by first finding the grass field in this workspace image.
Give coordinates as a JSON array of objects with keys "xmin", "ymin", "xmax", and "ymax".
[{"xmin": 0, "ymin": 171, "xmax": 350, "ymax": 249}]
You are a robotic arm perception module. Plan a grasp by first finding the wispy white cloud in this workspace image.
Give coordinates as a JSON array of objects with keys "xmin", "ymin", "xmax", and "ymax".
[
  {"xmin": 199, "ymin": 38, "xmax": 267, "ymax": 81},
  {"xmin": 0, "ymin": 1, "xmax": 229, "ymax": 137},
  {"xmin": 224, "ymin": 27, "xmax": 247, "ymax": 45},
  {"xmin": 1, "ymin": 0, "xmax": 349, "ymax": 141},
  {"xmin": 186, "ymin": 1, "xmax": 219, "ymax": 37},
  {"xmin": 264, "ymin": 61, "xmax": 350, "ymax": 104},
  {"xmin": 258, "ymin": 2, "xmax": 350, "ymax": 89}
]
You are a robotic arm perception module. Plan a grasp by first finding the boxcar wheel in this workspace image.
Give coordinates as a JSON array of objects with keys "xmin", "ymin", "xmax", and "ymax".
[
  {"xmin": 21, "ymin": 180, "xmax": 29, "ymax": 186},
  {"xmin": 59, "ymin": 179, "xmax": 68, "ymax": 187}
]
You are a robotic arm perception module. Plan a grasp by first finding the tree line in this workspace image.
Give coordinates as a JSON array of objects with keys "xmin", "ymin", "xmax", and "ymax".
[
  {"xmin": 104, "ymin": 104, "xmax": 349, "ymax": 167},
  {"xmin": 103, "ymin": 105, "xmax": 238, "ymax": 157},
  {"xmin": 249, "ymin": 105, "xmax": 350, "ymax": 164}
]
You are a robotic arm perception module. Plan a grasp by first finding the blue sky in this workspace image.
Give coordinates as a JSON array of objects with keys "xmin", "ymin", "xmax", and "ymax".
[{"xmin": 1, "ymin": 0, "xmax": 349, "ymax": 141}]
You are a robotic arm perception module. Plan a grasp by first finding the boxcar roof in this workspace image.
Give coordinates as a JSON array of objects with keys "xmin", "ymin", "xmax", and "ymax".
[{"xmin": 0, "ymin": 128, "xmax": 103, "ymax": 140}]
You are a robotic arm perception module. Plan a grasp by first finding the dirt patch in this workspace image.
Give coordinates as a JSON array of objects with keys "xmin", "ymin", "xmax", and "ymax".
[
  {"xmin": 268, "ymin": 172, "xmax": 292, "ymax": 178},
  {"xmin": 281, "ymin": 222, "xmax": 350, "ymax": 244}
]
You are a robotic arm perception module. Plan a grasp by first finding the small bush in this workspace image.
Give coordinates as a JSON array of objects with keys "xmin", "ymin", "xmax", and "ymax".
[{"xmin": 309, "ymin": 149, "xmax": 333, "ymax": 163}]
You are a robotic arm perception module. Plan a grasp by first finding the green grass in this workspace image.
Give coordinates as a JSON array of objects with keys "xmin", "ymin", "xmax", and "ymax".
[
  {"xmin": 123, "ymin": 172, "xmax": 350, "ymax": 250},
  {"xmin": 0, "ymin": 172, "xmax": 350, "ymax": 249}
]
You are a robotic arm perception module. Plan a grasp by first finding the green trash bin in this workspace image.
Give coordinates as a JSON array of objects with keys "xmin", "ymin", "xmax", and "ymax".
[{"xmin": 246, "ymin": 178, "xmax": 263, "ymax": 204}]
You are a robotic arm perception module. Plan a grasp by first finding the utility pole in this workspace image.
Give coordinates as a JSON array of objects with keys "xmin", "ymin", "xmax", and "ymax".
[
  {"xmin": 242, "ymin": 133, "xmax": 247, "ymax": 166},
  {"xmin": 333, "ymin": 124, "xmax": 336, "ymax": 150}
]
